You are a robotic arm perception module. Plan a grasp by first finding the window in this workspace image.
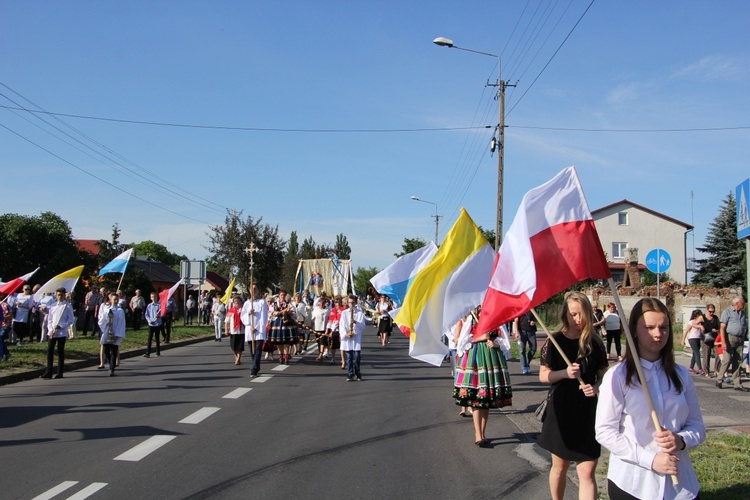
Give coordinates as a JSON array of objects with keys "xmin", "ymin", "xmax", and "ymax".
[
  {"xmin": 618, "ymin": 211, "xmax": 628, "ymax": 225},
  {"xmin": 612, "ymin": 242, "xmax": 628, "ymax": 259}
]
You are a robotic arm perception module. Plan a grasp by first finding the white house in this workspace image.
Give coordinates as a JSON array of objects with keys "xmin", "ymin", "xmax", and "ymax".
[{"xmin": 592, "ymin": 200, "xmax": 693, "ymax": 284}]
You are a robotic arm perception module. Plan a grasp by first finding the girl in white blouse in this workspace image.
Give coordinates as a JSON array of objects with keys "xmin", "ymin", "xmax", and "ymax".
[{"xmin": 595, "ymin": 298, "xmax": 705, "ymax": 500}]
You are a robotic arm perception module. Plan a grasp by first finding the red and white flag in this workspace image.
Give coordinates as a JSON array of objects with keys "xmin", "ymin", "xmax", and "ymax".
[
  {"xmin": 0, "ymin": 267, "xmax": 40, "ymax": 295},
  {"xmin": 159, "ymin": 280, "xmax": 183, "ymax": 316},
  {"xmin": 475, "ymin": 167, "xmax": 611, "ymax": 336}
]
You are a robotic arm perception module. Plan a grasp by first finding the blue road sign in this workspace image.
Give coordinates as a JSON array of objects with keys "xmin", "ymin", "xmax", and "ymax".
[
  {"xmin": 737, "ymin": 179, "xmax": 750, "ymax": 240},
  {"xmin": 645, "ymin": 249, "xmax": 671, "ymax": 274}
]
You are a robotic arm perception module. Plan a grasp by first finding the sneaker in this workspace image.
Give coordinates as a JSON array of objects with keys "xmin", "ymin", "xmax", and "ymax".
[
  {"xmin": 356, "ymin": 375, "xmax": 362, "ymax": 381},
  {"xmin": 716, "ymin": 380, "xmax": 723, "ymax": 389},
  {"xmin": 522, "ymin": 368, "xmax": 530, "ymax": 374},
  {"xmin": 143, "ymin": 354, "xmax": 150, "ymax": 358},
  {"xmin": 346, "ymin": 377, "xmax": 354, "ymax": 382}
]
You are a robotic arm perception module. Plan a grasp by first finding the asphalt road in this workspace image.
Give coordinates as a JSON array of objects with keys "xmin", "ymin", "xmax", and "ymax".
[{"xmin": 1, "ymin": 328, "xmax": 562, "ymax": 500}]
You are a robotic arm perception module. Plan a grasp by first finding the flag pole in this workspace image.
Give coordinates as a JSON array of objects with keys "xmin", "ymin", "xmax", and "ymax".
[
  {"xmin": 607, "ymin": 277, "xmax": 679, "ymax": 485},
  {"xmin": 530, "ymin": 308, "xmax": 584, "ymax": 386},
  {"xmin": 115, "ymin": 272, "xmax": 126, "ymax": 294},
  {"xmin": 245, "ymin": 244, "xmax": 257, "ymax": 357}
]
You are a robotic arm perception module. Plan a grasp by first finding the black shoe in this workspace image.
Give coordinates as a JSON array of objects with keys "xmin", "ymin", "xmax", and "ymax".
[
  {"xmin": 346, "ymin": 377, "xmax": 354, "ymax": 382},
  {"xmin": 251, "ymin": 371, "xmax": 258, "ymax": 377},
  {"xmin": 109, "ymin": 372, "xmax": 115, "ymax": 376},
  {"xmin": 716, "ymin": 380, "xmax": 723, "ymax": 389},
  {"xmin": 54, "ymin": 374, "xmax": 63, "ymax": 379},
  {"xmin": 734, "ymin": 386, "xmax": 750, "ymax": 392},
  {"xmin": 156, "ymin": 353, "xmax": 160, "ymax": 357},
  {"xmin": 356, "ymin": 375, "xmax": 362, "ymax": 381},
  {"xmin": 143, "ymin": 354, "xmax": 150, "ymax": 358}
]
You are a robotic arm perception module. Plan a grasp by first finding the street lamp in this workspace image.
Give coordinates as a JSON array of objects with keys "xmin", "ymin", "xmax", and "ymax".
[
  {"xmin": 410, "ymin": 196, "xmax": 441, "ymax": 245},
  {"xmin": 433, "ymin": 36, "xmax": 514, "ymax": 250}
]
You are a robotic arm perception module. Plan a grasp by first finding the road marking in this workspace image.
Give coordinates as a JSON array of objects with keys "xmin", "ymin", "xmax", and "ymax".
[
  {"xmin": 114, "ymin": 435, "xmax": 176, "ymax": 461},
  {"xmin": 252, "ymin": 375, "xmax": 273, "ymax": 383},
  {"xmin": 272, "ymin": 365, "xmax": 289, "ymax": 372},
  {"xmin": 66, "ymin": 483, "xmax": 108, "ymax": 500},
  {"xmin": 179, "ymin": 407, "xmax": 221, "ymax": 424},
  {"xmin": 223, "ymin": 387, "xmax": 252, "ymax": 399},
  {"xmin": 514, "ymin": 443, "xmax": 550, "ymax": 472},
  {"xmin": 31, "ymin": 481, "xmax": 79, "ymax": 500}
]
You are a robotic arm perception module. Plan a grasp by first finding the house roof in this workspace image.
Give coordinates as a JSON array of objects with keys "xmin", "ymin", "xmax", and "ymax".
[
  {"xmin": 206, "ymin": 270, "xmax": 229, "ymax": 292},
  {"xmin": 592, "ymin": 199, "xmax": 693, "ymax": 230},
  {"xmin": 75, "ymin": 239, "xmax": 101, "ymax": 255},
  {"xmin": 131, "ymin": 257, "xmax": 180, "ymax": 283}
]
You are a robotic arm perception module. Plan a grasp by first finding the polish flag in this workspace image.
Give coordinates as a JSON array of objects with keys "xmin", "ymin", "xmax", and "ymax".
[
  {"xmin": 475, "ymin": 167, "xmax": 611, "ymax": 336},
  {"xmin": 159, "ymin": 280, "xmax": 183, "ymax": 316},
  {"xmin": 0, "ymin": 267, "xmax": 40, "ymax": 295}
]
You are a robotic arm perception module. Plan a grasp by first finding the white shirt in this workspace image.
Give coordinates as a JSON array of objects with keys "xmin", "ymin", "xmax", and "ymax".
[
  {"xmin": 12, "ymin": 293, "xmax": 35, "ymax": 323},
  {"xmin": 46, "ymin": 300, "xmax": 74, "ymax": 338},
  {"xmin": 311, "ymin": 306, "xmax": 329, "ymax": 331},
  {"xmin": 603, "ymin": 310, "xmax": 621, "ymax": 330},
  {"xmin": 241, "ymin": 298, "xmax": 269, "ymax": 342},
  {"xmin": 98, "ymin": 304, "xmax": 126, "ymax": 345},
  {"xmin": 595, "ymin": 360, "xmax": 705, "ymax": 500},
  {"xmin": 338, "ymin": 307, "xmax": 365, "ymax": 351}
]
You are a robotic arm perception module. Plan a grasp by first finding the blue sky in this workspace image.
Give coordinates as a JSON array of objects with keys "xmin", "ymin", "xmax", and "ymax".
[{"xmin": 2, "ymin": 1, "xmax": 748, "ymax": 272}]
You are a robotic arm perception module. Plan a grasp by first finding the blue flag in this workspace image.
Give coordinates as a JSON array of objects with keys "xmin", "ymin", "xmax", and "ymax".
[{"xmin": 98, "ymin": 248, "xmax": 133, "ymax": 276}]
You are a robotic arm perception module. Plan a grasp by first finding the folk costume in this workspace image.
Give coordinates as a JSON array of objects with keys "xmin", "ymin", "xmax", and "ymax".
[
  {"xmin": 453, "ymin": 315, "xmax": 513, "ymax": 409},
  {"xmin": 268, "ymin": 294, "xmax": 298, "ymax": 364}
]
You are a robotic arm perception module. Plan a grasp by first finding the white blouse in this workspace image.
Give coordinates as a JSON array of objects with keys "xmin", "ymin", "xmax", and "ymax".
[{"xmin": 595, "ymin": 359, "xmax": 705, "ymax": 500}]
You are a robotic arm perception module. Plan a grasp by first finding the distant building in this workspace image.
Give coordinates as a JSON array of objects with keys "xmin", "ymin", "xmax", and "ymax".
[
  {"xmin": 592, "ymin": 200, "xmax": 693, "ymax": 284},
  {"xmin": 131, "ymin": 255, "xmax": 185, "ymax": 304}
]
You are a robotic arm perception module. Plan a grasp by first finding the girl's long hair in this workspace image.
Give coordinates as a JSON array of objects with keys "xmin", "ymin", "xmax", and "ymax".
[
  {"xmin": 560, "ymin": 291, "xmax": 595, "ymax": 359},
  {"xmin": 625, "ymin": 298, "xmax": 683, "ymax": 393}
]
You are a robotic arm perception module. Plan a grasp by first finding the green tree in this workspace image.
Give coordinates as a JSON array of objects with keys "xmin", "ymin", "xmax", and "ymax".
[
  {"xmin": 479, "ymin": 226, "xmax": 496, "ymax": 251},
  {"xmin": 281, "ymin": 231, "xmax": 300, "ymax": 292},
  {"xmin": 353, "ymin": 266, "xmax": 380, "ymax": 296},
  {"xmin": 394, "ymin": 237, "xmax": 427, "ymax": 258},
  {"xmin": 641, "ymin": 269, "xmax": 673, "ymax": 286},
  {"xmin": 334, "ymin": 233, "xmax": 351, "ymax": 259},
  {"xmin": 206, "ymin": 210, "xmax": 285, "ymax": 294},
  {"xmin": 693, "ymin": 193, "xmax": 746, "ymax": 287},
  {"xmin": 130, "ymin": 240, "xmax": 187, "ymax": 268},
  {"xmin": 0, "ymin": 211, "xmax": 89, "ymax": 287}
]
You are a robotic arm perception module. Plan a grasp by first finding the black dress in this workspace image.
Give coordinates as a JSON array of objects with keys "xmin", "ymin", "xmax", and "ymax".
[{"xmin": 537, "ymin": 332, "xmax": 608, "ymax": 462}]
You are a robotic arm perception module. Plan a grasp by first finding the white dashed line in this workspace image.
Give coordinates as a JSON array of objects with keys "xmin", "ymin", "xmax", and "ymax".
[
  {"xmin": 252, "ymin": 375, "xmax": 273, "ymax": 383},
  {"xmin": 179, "ymin": 407, "xmax": 221, "ymax": 424},
  {"xmin": 31, "ymin": 481, "xmax": 79, "ymax": 500},
  {"xmin": 114, "ymin": 435, "xmax": 176, "ymax": 461},
  {"xmin": 272, "ymin": 365, "xmax": 289, "ymax": 372},
  {"xmin": 223, "ymin": 387, "xmax": 252, "ymax": 399},
  {"xmin": 65, "ymin": 482, "xmax": 108, "ymax": 500}
]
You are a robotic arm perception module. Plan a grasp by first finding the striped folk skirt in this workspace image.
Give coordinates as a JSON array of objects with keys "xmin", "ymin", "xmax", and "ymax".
[
  {"xmin": 453, "ymin": 341, "xmax": 512, "ymax": 409},
  {"xmin": 267, "ymin": 316, "xmax": 299, "ymax": 345}
]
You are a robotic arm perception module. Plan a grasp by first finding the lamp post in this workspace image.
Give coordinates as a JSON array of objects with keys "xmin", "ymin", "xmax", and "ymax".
[
  {"xmin": 410, "ymin": 196, "xmax": 441, "ymax": 245},
  {"xmin": 433, "ymin": 36, "xmax": 514, "ymax": 250}
]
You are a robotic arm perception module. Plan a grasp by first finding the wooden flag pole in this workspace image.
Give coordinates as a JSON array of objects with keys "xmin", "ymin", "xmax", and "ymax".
[
  {"xmin": 607, "ymin": 278, "xmax": 678, "ymax": 485},
  {"xmin": 530, "ymin": 308, "xmax": 585, "ymax": 386},
  {"xmin": 244, "ymin": 243, "xmax": 258, "ymax": 357}
]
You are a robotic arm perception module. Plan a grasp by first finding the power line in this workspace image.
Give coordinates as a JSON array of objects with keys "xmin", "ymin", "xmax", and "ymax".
[
  {"xmin": 0, "ymin": 105, "xmax": 490, "ymax": 133},
  {"xmin": 0, "ymin": 122, "xmax": 213, "ymax": 225}
]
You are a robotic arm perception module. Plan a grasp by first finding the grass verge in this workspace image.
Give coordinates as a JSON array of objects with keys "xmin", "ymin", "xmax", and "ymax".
[{"xmin": 0, "ymin": 325, "xmax": 214, "ymax": 375}]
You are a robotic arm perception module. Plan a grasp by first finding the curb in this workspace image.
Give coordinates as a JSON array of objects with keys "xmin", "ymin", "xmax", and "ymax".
[{"xmin": 0, "ymin": 335, "xmax": 215, "ymax": 387}]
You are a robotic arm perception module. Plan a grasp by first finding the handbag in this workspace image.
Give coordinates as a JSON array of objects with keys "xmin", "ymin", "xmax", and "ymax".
[{"xmin": 534, "ymin": 384, "xmax": 558, "ymax": 422}]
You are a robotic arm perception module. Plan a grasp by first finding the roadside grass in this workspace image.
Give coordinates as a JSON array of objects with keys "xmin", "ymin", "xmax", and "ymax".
[
  {"xmin": 596, "ymin": 431, "xmax": 750, "ymax": 499},
  {"xmin": 692, "ymin": 432, "xmax": 750, "ymax": 499},
  {"xmin": 0, "ymin": 325, "xmax": 214, "ymax": 375}
]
